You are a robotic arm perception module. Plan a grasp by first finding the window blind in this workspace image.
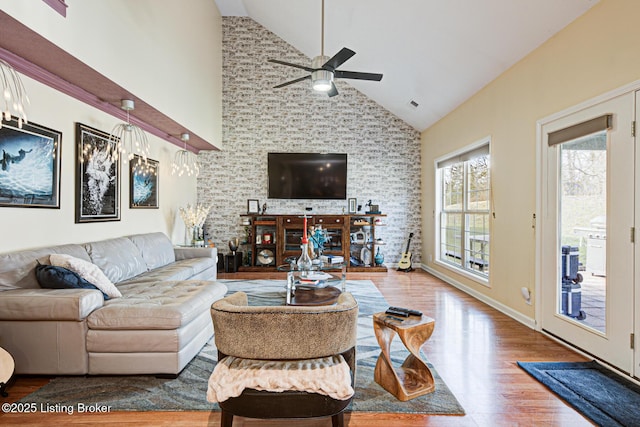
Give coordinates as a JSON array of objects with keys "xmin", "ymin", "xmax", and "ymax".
[
  {"xmin": 436, "ymin": 143, "xmax": 489, "ymax": 169},
  {"xmin": 548, "ymin": 114, "xmax": 612, "ymax": 147}
]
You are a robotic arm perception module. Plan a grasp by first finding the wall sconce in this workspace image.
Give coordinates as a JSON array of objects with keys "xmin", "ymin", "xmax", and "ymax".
[
  {"xmin": 0, "ymin": 59, "xmax": 29, "ymax": 128},
  {"xmin": 109, "ymin": 99, "xmax": 150, "ymax": 164},
  {"xmin": 171, "ymin": 133, "xmax": 200, "ymax": 177}
]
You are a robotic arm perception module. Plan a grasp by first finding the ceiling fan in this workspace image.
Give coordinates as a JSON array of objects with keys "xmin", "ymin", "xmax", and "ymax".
[{"xmin": 269, "ymin": 0, "xmax": 383, "ymax": 97}]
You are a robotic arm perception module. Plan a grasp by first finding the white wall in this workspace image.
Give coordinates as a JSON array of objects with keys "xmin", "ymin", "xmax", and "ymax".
[
  {"xmin": 0, "ymin": 75, "xmax": 198, "ymax": 253},
  {"xmin": 421, "ymin": 0, "xmax": 640, "ymax": 318},
  {"xmin": 0, "ymin": 0, "xmax": 222, "ymax": 147},
  {"xmin": 0, "ymin": 0, "xmax": 222, "ymax": 252}
]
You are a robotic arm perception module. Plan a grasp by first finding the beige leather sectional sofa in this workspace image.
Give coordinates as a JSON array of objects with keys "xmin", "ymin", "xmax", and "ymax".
[{"xmin": 0, "ymin": 232, "xmax": 227, "ymax": 376}]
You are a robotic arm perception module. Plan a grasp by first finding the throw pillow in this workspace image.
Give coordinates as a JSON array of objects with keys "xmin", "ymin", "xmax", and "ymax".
[
  {"xmin": 49, "ymin": 254, "xmax": 122, "ymax": 298},
  {"xmin": 35, "ymin": 262, "xmax": 110, "ymax": 299}
]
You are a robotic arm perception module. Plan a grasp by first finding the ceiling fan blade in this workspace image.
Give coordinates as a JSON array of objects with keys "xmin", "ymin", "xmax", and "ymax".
[
  {"xmin": 274, "ymin": 75, "xmax": 311, "ymax": 88},
  {"xmin": 334, "ymin": 70, "xmax": 383, "ymax": 81},
  {"xmin": 269, "ymin": 59, "xmax": 314, "ymax": 73},
  {"xmin": 327, "ymin": 82, "xmax": 339, "ymax": 97},
  {"xmin": 322, "ymin": 47, "xmax": 356, "ymax": 71}
]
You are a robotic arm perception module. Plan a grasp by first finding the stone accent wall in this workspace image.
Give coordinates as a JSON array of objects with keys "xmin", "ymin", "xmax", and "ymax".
[{"xmin": 197, "ymin": 17, "xmax": 422, "ymax": 265}]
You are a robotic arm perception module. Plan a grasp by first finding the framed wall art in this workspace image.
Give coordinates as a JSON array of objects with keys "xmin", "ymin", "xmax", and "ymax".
[
  {"xmin": 0, "ymin": 119, "xmax": 62, "ymax": 208},
  {"xmin": 130, "ymin": 155, "xmax": 159, "ymax": 209},
  {"xmin": 247, "ymin": 199, "xmax": 259, "ymax": 214},
  {"xmin": 75, "ymin": 123, "xmax": 120, "ymax": 223},
  {"xmin": 348, "ymin": 198, "xmax": 357, "ymax": 214}
]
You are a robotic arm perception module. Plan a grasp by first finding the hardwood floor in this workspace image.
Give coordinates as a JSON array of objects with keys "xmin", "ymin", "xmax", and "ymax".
[{"xmin": 0, "ymin": 269, "xmax": 592, "ymax": 426}]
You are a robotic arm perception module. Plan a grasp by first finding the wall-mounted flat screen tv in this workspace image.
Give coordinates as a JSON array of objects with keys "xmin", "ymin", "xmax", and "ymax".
[{"xmin": 268, "ymin": 152, "xmax": 347, "ymax": 200}]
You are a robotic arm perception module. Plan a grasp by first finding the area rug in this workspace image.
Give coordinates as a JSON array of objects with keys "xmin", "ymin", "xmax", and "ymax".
[
  {"xmin": 21, "ymin": 279, "xmax": 464, "ymax": 415},
  {"xmin": 518, "ymin": 360, "xmax": 640, "ymax": 426}
]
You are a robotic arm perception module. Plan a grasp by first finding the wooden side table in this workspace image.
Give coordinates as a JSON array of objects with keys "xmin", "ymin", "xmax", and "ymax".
[
  {"xmin": 373, "ymin": 312, "xmax": 435, "ymax": 401},
  {"xmin": 0, "ymin": 346, "xmax": 15, "ymax": 397}
]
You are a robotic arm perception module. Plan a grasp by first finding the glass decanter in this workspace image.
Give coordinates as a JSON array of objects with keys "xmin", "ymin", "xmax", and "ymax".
[{"xmin": 297, "ymin": 242, "xmax": 313, "ymax": 274}]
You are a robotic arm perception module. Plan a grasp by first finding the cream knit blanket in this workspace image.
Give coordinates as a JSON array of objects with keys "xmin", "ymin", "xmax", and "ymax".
[{"xmin": 207, "ymin": 355, "xmax": 354, "ymax": 403}]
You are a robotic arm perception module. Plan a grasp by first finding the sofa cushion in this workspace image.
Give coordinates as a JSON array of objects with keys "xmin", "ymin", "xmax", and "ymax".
[
  {"xmin": 35, "ymin": 263, "xmax": 110, "ymax": 299},
  {"xmin": 0, "ymin": 244, "xmax": 90, "ymax": 291},
  {"xmin": 174, "ymin": 247, "xmax": 216, "ymax": 261},
  {"xmin": 49, "ymin": 254, "xmax": 122, "ymax": 298},
  {"xmin": 84, "ymin": 237, "xmax": 147, "ymax": 284},
  {"xmin": 119, "ymin": 257, "xmax": 216, "ymax": 284},
  {"xmin": 127, "ymin": 232, "xmax": 176, "ymax": 271},
  {"xmin": 87, "ymin": 280, "xmax": 227, "ymax": 330},
  {"xmin": 0, "ymin": 288, "xmax": 104, "ymax": 321},
  {"xmin": 86, "ymin": 310, "xmax": 213, "ymax": 352}
]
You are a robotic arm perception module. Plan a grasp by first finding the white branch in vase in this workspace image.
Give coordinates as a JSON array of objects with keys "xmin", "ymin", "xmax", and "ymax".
[{"xmin": 179, "ymin": 203, "xmax": 212, "ymax": 229}]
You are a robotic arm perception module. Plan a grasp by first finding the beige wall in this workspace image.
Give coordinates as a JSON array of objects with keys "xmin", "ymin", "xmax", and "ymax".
[
  {"xmin": 0, "ymin": 0, "xmax": 222, "ymax": 252},
  {"xmin": 421, "ymin": 0, "xmax": 640, "ymax": 319}
]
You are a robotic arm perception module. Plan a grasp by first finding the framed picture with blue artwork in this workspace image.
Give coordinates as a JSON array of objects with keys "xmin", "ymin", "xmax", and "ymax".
[
  {"xmin": 75, "ymin": 123, "xmax": 120, "ymax": 223},
  {"xmin": 0, "ymin": 118, "xmax": 62, "ymax": 208},
  {"xmin": 130, "ymin": 155, "xmax": 159, "ymax": 209}
]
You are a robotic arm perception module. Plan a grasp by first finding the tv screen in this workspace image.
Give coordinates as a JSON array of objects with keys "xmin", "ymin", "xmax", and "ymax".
[{"xmin": 268, "ymin": 153, "xmax": 347, "ymax": 200}]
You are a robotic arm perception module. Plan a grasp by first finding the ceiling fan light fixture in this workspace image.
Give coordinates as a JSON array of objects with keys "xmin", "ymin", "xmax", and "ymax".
[
  {"xmin": 268, "ymin": 1, "xmax": 382, "ymax": 97},
  {"xmin": 311, "ymin": 55, "xmax": 333, "ymax": 92},
  {"xmin": 312, "ymin": 69, "xmax": 333, "ymax": 92}
]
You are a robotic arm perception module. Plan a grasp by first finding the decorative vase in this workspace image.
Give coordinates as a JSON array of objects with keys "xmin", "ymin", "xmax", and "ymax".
[
  {"xmin": 297, "ymin": 242, "xmax": 313, "ymax": 273},
  {"xmin": 229, "ymin": 238, "xmax": 239, "ymax": 255},
  {"xmin": 191, "ymin": 226, "xmax": 203, "ymax": 247},
  {"xmin": 297, "ymin": 215, "xmax": 313, "ymax": 274},
  {"xmin": 375, "ymin": 247, "xmax": 385, "ymax": 265}
]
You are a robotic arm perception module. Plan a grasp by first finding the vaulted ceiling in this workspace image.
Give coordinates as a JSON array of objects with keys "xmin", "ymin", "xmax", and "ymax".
[{"xmin": 215, "ymin": 0, "xmax": 599, "ymax": 131}]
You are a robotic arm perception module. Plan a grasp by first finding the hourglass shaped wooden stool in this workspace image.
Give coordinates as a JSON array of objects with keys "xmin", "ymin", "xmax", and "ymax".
[{"xmin": 373, "ymin": 312, "xmax": 435, "ymax": 401}]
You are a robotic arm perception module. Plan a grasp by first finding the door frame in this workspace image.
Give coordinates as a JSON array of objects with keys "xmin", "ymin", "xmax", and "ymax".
[{"xmin": 535, "ymin": 81, "xmax": 640, "ymax": 376}]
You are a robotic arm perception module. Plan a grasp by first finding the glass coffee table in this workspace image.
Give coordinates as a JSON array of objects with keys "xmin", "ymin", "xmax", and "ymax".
[{"xmin": 278, "ymin": 263, "xmax": 347, "ymax": 306}]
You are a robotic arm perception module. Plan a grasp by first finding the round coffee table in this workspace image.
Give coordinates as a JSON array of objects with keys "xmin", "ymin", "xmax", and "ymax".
[{"xmin": 0, "ymin": 346, "xmax": 14, "ymax": 397}]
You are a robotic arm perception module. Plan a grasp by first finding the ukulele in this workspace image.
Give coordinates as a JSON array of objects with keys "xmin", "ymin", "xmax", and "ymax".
[{"xmin": 397, "ymin": 232, "xmax": 414, "ymax": 272}]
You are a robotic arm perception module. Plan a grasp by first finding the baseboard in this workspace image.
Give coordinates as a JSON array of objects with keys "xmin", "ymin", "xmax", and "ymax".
[{"xmin": 421, "ymin": 264, "xmax": 536, "ymax": 329}]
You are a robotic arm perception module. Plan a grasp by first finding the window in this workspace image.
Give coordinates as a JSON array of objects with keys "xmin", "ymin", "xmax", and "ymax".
[{"xmin": 436, "ymin": 140, "xmax": 490, "ymax": 280}]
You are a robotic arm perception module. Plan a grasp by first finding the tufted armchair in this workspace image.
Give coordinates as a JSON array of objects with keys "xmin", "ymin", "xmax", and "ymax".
[{"xmin": 208, "ymin": 291, "xmax": 359, "ymax": 427}]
